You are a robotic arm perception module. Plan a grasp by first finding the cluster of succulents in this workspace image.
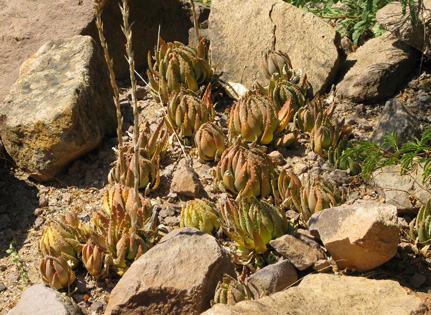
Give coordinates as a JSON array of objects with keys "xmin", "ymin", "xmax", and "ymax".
[
  {"xmin": 194, "ymin": 122, "xmax": 227, "ymax": 161},
  {"xmin": 180, "ymin": 198, "xmax": 220, "ymax": 235},
  {"xmin": 167, "ymin": 85, "xmax": 214, "ymax": 139},
  {"xmin": 212, "ymin": 268, "xmax": 263, "ymax": 305},
  {"xmin": 108, "ymin": 119, "xmax": 168, "ymax": 194},
  {"xmin": 228, "ymin": 90, "xmax": 294, "ymax": 145},
  {"xmin": 215, "ymin": 140, "xmax": 277, "ymax": 198},
  {"xmin": 409, "ymin": 200, "xmax": 431, "ymax": 245},
  {"xmin": 278, "ymin": 169, "xmax": 344, "ymax": 223},
  {"xmin": 147, "ymin": 37, "xmax": 213, "ymax": 102},
  {"xmin": 38, "ymin": 185, "xmax": 157, "ymax": 289},
  {"xmin": 92, "ymin": 184, "xmax": 156, "ymax": 275},
  {"xmin": 219, "ymin": 196, "xmax": 293, "ymax": 254}
]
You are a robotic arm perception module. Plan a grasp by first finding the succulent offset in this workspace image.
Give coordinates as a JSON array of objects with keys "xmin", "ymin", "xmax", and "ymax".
[
  {"xmin": 81, "ymin": 240, "xmax": 109, "ymax": 280},
  {"xmin": 40, "ymin": 255, "xmax": 76, "ymax": 290},
  {"xmin": 147, "ymin": 37, "xmax": 213, "ymax": 102},
  {"xmin": 93, "ymin": 184, "xmax": 156, "ymax": 275},
  {"xmin": 180, "ymin": 198, "xmax": 220, "ymax": 235},
  {"xmin": 167, "ymin": 86, "xmax": 214, "ymax": 139},
  {"xmin": 294, "ymin": 94, "xmax": 328, "ymax": 133},
  {"xmin": 194, "ymin": 122, "xmax": 227, "ymax": 161},
  {"xmin": 219, "ymin": 196, "xmax": 293, "ymax": 253},
  {"xmin": 328, "ymin": 135, "xmax": 361, "ymax": 175},
  {"xmin": 108, "ymin": 122, "xmax": 163, "ymax": 193},
  {"xmin": 262, "ymin": 50, "xmax": 293, "ymax": 81},
  {"xmin": 278, "ymin": 169, "xmax": 344, "ymax": 223},
  {"xmin": 39, "ymin": 211, "xmax": 89, "ymax": 269},
  {"xmin": 228, "ymin": 90, "xmax": 294, "ymax": 145},
  {"xmin": 215, "ymin": 140, "xmax": 276, "ymax": 198},
  {"xmin": 212, "ymin": 268, "xmax": 262, "ymax": 306},
  {"xmin": 410, "ymin": 200, "xmax": 431, "ymax": 244}
]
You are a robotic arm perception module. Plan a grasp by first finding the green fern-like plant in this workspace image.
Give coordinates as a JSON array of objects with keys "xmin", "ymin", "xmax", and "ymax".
[{"xmin": 341, "ymin": 125, "xmax": 431, "ymax": 183}]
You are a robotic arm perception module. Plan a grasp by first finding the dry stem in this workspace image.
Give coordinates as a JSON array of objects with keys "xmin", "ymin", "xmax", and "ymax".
[
  {"xmin": 120, "ymin": 0, "xmax": 140, "ymax": 234},
  {"xmin": 93, "ymin": 0, "xmax": 126, "ymax": 184}
]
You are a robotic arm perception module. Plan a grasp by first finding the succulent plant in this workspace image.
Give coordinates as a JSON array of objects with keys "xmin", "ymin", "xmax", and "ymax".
[
  {"xmin": 147, "ymin": 37, "xmax": 213, "ymax": 102},
  {"xmin": 293, "ymin": 95, "xmax": 329, "ymax": 133},
  {"xmin": 267, "ymin": 75, "xmax": 308, "ymax": 113},
  {"xmin": 194, "ymin": 121, "xmax": 227, "ymax": 161},
  {"xmin": 410, "ymin": 200, "xmax": 431, "ymax": 244},
  {"xmin": 40, "ymin": 255, "xmax": 76, "ymax": 290},
  {"xmin": 215, "ymin": 140, "xmax": 277, "ymax": 198},
  {"xmin": 328, "ymin": 135, "xmax": 361, "ymax": 175},
  {"xmin": 93, "ymin": 184, "xmax": 156, "ymax": 274},
  {"xmin": 272, "ymin": 123, "xmax": 298, "ymax": 148},
  {"xmin": 108, "ymin": 131, "xmax": 161, "ymax": 194},
  {"xmin": 262, "ymin": 50, "xmax": 293, "ymax": 81},
  {"xmin": 228, "ymin": 90, "xmax": 294, "ymax": 145},
  {"xmin": 278, "ymin": 169, "xmax": 345, "ymax": 223},
  {"xmin": 212, "ymin": 267, "xmax": 263, "ymax": 306},
  {"xmin": 39, "ymin": 211, "xmax": 89, "ymax": 269},
  {"xmin": 180, "ymin": 199, "xmax": 220, "ymax": 235},
  {"xmin": 219, "ymin": 196, "xmax": 292, "ymax": 253},
  {"xmin": 81, "ymin": 240, "xmax": 109, "ymax": 280},
  {"xmin": 138, "ymin": 118, "xmax": 170, "ymax": 162},
  {"xmin": 167, "ymin": 85, "xmax": 214, "ymax": 139}
]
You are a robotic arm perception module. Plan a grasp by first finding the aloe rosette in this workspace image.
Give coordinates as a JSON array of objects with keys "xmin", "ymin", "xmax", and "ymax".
[
  {"xmin": 40, "ymin": 255, "xmax": 76, "ymax": 290},
  {"xmin": 215, "ymin": 140, "xmax": 276, "ymax": 198},
  {"xmin": 167, "ymin": 85, "xmax": 214, "ymax": 139},
  {"xmin": 180, "ymin": 198, "xmax": 220, "ymax": 235},
  {"xmin": 410, "ymin": 200, "xmax": 431, "ymax": 244},
  {"xmin": 147, "ymin": 37, "xmax": 213, "ymax": 102}
]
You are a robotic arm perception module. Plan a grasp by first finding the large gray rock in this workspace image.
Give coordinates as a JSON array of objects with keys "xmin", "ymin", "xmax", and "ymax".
[
  {"xmin": 209, "ymin": 0, "xmax": 340, "ymax": 94},
  {"xmin": 372, "ymin": 98, "xmax": 420, "ymax": 147},
  {"xmin": 0, "ymin": 36, "xmax": 116, "ymax": 181},
  {"xmin": 105, "ymin": 227, "xmax": 235, "ymax": 315},
  {"xmin": 308, "ymin": 201, "xmax": 399, "ymax": 272},
  {"xmin": 0, "ymin": 0, "xmax": 193, "ymax": 103},
  {"xmin": 377, "ymin": 0, "xmax": 431, "ymax": 57},
  {"xmin": 269, "ymin": 234, "xmax": 325, "ymax": 271},
  {"xmin": 372, "ymin": 164, "xmax": 431, "ymax": 214},
  {"xmin": 335, "ymin": 32, "xmax": 418, "ymax": 102},
  {"xmin": 8, "ymin": 283, "xmax": 84, "ymax": 315},
  {"xmin": 201, "ymin": 273, "xmax": 428, "ymax": 315},
  {"xmin": 248, "ymin": 259, "xmax": 297, "ymax": 295}
]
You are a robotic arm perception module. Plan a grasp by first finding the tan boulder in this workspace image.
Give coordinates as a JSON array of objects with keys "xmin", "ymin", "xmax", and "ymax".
[{"xmin": 308, "ymin": 200, "xmax": 399, "ymax": 272}]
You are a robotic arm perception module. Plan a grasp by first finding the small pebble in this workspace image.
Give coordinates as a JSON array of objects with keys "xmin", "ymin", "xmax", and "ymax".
[
  {"xmin": 90, "ymin": 300, "xmax": 106, "ymax": 314},
  {"xmin": 33, "ymin": 208, "xmax": 43, "ymax": 216},
  {"xmin": 75, "ymin": 278, "xmax": 88, "ymax": 294},
  {"xmin": 34, "ymin": 217, "xmax": 44, "ymax": 229},
  {"xmin": 410, "ymin": 272, "xmax": 426, "ymax": 288},
  {"xmin": 418, "ymin": 94, "xmax": 430, "ymax": 103},
  {"xmin": 0, "ymin": 282, "xmax": 6, "ymax": 292},
  {"xmin": 38, "ymin": 195, "xmax": 48, "ymax": 208}
]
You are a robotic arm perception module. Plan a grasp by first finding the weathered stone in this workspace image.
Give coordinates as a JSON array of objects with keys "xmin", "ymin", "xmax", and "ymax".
[
  {"xmin": 0, "ymin": 36, "xmax": 116, "ymax": 181},
  {"xmin": 209, "ymin": 0, "xmax": 340, "ymax": 94},
  {"xmin": 308, "ymin": 201, "xmax": 399, "ymax": 272},
  {"xmin": 372, "ymin": 164, "xmax": 431, "ymax": 214},
  {"xmin": 377, "ymin": 0, "xmax": 431, "ymax": 57},
  {"xmin": 372, "ymin": 98, "xmax": 420, "ymax": 147},
  {"xmin": 105, "ymin": 227, "xmax": 235, "ymax": 315},
  {"xmin": 0, "ymin": 0, "xmax": 193, "ymax": 102},
  {"xmin": 171, "ymin": 159, "xmax": 201, "ymax": 197},
  {"xmin": 335, "ymin": 32, "xmax": 418, "ymax": 102},
  {"xmin": 248, "ymin": 259, "xmax": 297, "ymax": 295},
  {"xmin": 269, "ymin": 234, "xmax": 325, "ymax": 271},
  {"xmin": 201, "ymin": 273, "xmax": 428, "ymax": 315},
  {"xmin": 8, "ymin": 283, "xmax": 84, "ymax": 315}
]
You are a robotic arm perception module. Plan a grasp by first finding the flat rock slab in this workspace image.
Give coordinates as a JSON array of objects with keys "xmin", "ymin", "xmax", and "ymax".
[
  {"xmin": 0, "ymin": 0, "xmax": 193, "ymax": 102},
  {"xmin": 202, "ymin": 273, "xmax": 428, "ymax": 314},
  {"xmin": 372, "ymin": 164, "xmax": 431, "ymax": 214},
  {"xmin": 269, "ymin": 234, "xmax": 325, "ymax": 271},
  {"xmin": 309, "ymin": 201, "xmax": 399, "ymax": 272},
  {"xmin": 8, "ymin": 283, "xmax": 84, "ymax": 315},
  {"xmin": 377, "ymin": 0, "xmax": 431, "ymax": 57},
  {"xmin": 335, "ymin": 32, "xmax": 418, "ymax": 102},
  {"xmin": 209, "ymin": 0, "xmax": 340, "ymax": 94},
  {"xmin": 105, "ymin": 227, "xmax": 235, "ymax": 315},
  {"xmin": 0, "ymin": 36, "xmax": 116, "ymax": 181}
]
